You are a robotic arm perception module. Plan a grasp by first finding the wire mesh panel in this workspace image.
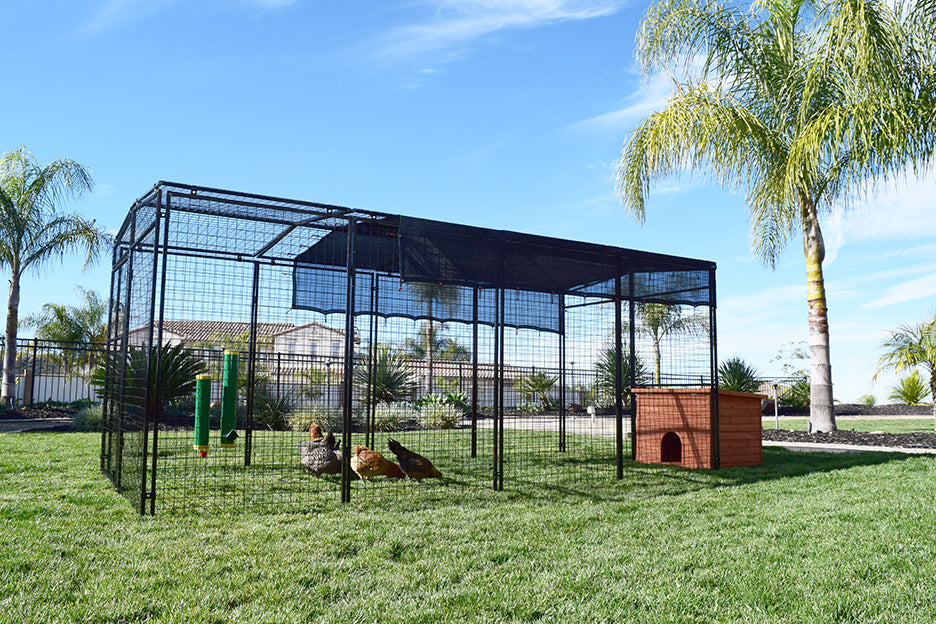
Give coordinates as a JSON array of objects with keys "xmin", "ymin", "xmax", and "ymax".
[{"xmin": 102, "ymin": 182, "xmax": 717, "ymax": 514}]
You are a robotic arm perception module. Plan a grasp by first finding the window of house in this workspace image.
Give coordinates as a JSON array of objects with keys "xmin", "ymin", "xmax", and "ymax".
[
  {"xmin": 287, "ymin": 341, "xmax": 296, "ymax": 354},
  {"xmin": 331, "ymin": 342, "xmax": 341, "ymax": 358},
  {"xmin": 309, "ymin": 340, "xmax": 318, "ymax": 355}
]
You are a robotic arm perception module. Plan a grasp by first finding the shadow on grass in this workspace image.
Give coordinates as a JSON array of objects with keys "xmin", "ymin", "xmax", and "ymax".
[{"xmin": 495, "ymin": 446, "xmax": 919, "ymax": 506}]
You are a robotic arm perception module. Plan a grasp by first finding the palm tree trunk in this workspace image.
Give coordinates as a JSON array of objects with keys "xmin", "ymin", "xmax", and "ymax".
[
  {"xmin": 2, "ymin": 275, "xmax": 21, "ymax": 407},
  {"xmin": 930, "ymin": 375, "xmax": 936, "ymax": 432},
  {"xmin": 802, "ymin": 199, "xmax": 835, "ymax": 432},
  {"xmin": 653, "ymin": 338, "xmax": 662, "ymax": 385}
]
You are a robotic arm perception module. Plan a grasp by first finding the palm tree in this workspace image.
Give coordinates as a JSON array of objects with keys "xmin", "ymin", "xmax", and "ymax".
[
  {"xmin": 0, "ymin": 147, "xmax": 110, "ymax": 406},
  {"xmin": 20, "ymin": 287, "xmax": 108, "ymax": 376},
  {"xmin": 408, "ymin": 282, "xmax": 460, "ymax": 394},
  {"xmin": 515, "ymin": 371, "xmax": 557, "ymax": 410},
  {"xmin": 637, "ymin": 303, "xmax": 707, "ymax": 384},
  {"xmin": 617, "ymin": 0, "xmax": 931, "ymax": 432},
  {"xmin": 876, "ymin": 315, "xmax": 936, "ymax": 429}
]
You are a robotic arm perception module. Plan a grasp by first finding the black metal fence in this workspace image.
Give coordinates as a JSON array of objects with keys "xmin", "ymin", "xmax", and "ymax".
[
  {"xmin": 0, "ymin": 338, "xmax": 106, "ymax": 407},
  {"xmin": 101, "ymin": 183, "xmax": 719, "ymax": 514}
]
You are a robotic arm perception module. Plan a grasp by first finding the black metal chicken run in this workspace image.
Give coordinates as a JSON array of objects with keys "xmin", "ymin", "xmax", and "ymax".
[{"xmin": 101, "ymin": 182, "xmax": 717, "ymax": 514}]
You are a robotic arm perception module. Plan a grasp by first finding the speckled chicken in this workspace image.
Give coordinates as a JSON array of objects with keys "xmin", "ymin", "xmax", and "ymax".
[
  {"xmin": 349, "ymin": 445, "xmax": 405, "ymax": 483},
  {"xmin": 298, "ymin": 431, "xmax": 342, "ymax": 476},
  {"xmin": 387, "ymin": 438, "xmax": 443, "ymax": 481}
]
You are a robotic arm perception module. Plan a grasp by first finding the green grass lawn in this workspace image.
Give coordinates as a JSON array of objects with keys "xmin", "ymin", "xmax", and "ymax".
[
  {"xmin": 763, "ymin": 416, "xmax": 935, "ymax": 434},
  {"xmin": 3, "ymin": 432, "xmax": 936, "ymax": 623}
]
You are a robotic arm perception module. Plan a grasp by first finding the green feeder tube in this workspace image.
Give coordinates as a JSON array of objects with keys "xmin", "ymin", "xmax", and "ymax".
[
  {"xmin": 220, "ymin": 350, "xmax": 238, "ymax": 448},
  {"xmin": 194, "ymin": 374, "xmax": 211, "ymax": 457}
]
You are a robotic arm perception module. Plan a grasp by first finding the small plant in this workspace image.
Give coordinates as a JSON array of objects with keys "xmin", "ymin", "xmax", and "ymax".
[
  {"xmin": 443, "ymin": 390, "xmax": 470, "ymax": 414},
  {"xmin": 419, "ymin": 403, "xmax": 462, "ymax": 429},
  {"xmin": 857, "ymin": 393, "xmax": 877, "ymax": 406},
  {"xmin": 718, "ymin": 357, "xmax": 761, "ymax": 393},
  {"xmin": 287, "ymin": 406, "xmax": 343, "ymax": 433},
  {"xmin": 251, "ymin": 390, "xmax": 295, "ymax": 430},
  {"xmin": 371, "ymin": 403, "xmax": 416, "ymax": 431},
  {"xmin": 888, "ymin": 371, "xmax": 931, "ymax": 405},
  {"xmin": 779, "ymin": 377, "xmax": 811, "ymax": 411},
  {"xmin": 416, "ymin": 393, "xmax": 446, "ymax": 406},
  {"xmin": 72, "ymin": 404, "xmax": 103, "ymax": 432}
]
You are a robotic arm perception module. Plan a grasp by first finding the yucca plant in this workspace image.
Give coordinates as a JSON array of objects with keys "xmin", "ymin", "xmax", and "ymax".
[
  {"xmin": 718, "ymin": 357, "xmax": 761, "ymax": 393},
  {"xmin": 595, "ymin": 347, "xmax": 647, "ymax": 408},
  {"xmin": 354, "ymin": 344, "xmax": 417, "ymax": 405},
  {"xmin": 92, "ymin": 343, "xmax": 207, "ymax": 418}
]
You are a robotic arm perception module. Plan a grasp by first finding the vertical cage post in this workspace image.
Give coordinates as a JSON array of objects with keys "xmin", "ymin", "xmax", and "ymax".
[
  {"xmin": 495, "ymin": 285, "xmax": 505, "ymax": 491},
  {"xmin": 558, "ymin": 295, "xmax": 566, "ymax": 453},
  {"xmin": 138, "ymin": 191, "xmax": 165, "ymax": 515},
  {"xmin": 147, "ymin": 192, "xmax": 172, "ymax": 515},
  {"xmin": 709, "ymin": 266, "xmax": 719, "ymax": 469},
  {"xmin": 366, "ymin": 273, "xmax": 378, "ymax": 450},
  {"xmin": 614, "ymin": 274, "xmax": 624, "ymax": 479},
  {"xmin": 470, "ymin": 287, "xmax": 479, "ymax": 458},
  {"xmin": 244, "ymin": 262, "xmax": 261, "ymax": 467},
  {"xmin": 340, "ymin": 218, "xmax": 357, "ymax": 504},
  {"xmin": 628, "ymin": 272, "xmax": 637, "ymax": 461}
]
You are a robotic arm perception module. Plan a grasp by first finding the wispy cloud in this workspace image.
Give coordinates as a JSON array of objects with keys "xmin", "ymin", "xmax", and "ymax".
[
  {"xmin": 371, "ymin": 0, "xmax": 626, "ymax": 64},
  {"xmin": 823, "ymin": 170, "xmax": 936, "ymax": 264},
  {"xmin": 861, "ymin": 272, "xmax": 936, "ymax": 310},
  {"xmin": 569, "ymin": 72, "xmax": 674, "ymax": 134}
]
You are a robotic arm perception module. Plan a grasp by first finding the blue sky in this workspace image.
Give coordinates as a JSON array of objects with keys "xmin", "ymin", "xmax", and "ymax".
[{"xmin": 3, "ymin": 0, "xmax": 935, "ymax": 402}]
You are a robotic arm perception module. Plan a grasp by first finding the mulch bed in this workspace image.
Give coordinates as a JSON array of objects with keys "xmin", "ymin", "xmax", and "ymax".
[{"xmin": 762, "ymin": 428, "xmax": 936, "ymax": 449}]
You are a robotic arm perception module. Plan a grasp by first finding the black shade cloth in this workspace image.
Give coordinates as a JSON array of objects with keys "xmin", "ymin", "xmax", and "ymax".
[{"xmin": 292, "ymin": 215, "xmax": 713, "ymax": 333}]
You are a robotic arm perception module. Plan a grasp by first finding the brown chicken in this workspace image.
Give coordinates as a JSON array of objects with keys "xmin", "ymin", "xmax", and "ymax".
[
  {"xmin": 349, "ymin": 445, "xmax": 405, "ymax": 483},
  {"xmin": 309, "ymin": 422, "xmax": 324, "ymax": 443},
  {"xmin": 387, "ymin": 438, "xmax": 443, "ymax": 481}
]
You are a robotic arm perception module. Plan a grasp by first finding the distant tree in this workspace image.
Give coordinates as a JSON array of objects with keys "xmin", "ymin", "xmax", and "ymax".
[
  {"xmin": 408, "ymin": 282, "xmax": 460, "ymax": 394},
  {"xmin": 21, "ymin": 287, "xmax": 108, "ymax": 375},
  {"xmin": 877, "ymin": 315, "xmax": 936, "ymax": 428},
  {"xmin": 515, "ymin": 372, "xmax": 557, "ymax": 410},
  {"xmin": 637, "ymin": 303, "xmax": 707, "ymax": 384},
  {"xmin": 0, "ymin": 147, "xmax": 110, "ymax": 405},
  {"xmin": 403, "ymin": 323, "xmax": 469, "ymax": 363},
  {"xmin": 617, "ymin": 0, "xmax": 931, "ymax": 433}
]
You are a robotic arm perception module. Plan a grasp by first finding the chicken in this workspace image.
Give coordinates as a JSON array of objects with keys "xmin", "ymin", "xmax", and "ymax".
[
  {"xmin": 299, "ymin": 431, "xmax": 341, "ymax": 476},
  {"xmin": 309, "ymin": 422, "xmax": 324, "ymax": 443},
  {"xmin": 387, "ymin": 438, "xmax": 443, "ymax": 482},
  {"xmin": 349, "ymin": 445, "xmax": 405, "ymax": 483}
]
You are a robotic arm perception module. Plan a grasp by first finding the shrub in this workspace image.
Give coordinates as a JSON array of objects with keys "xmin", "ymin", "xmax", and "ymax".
[
  {"xmin": 718, "ymin": 357, "xmax": 761, "ymax": 393},
  {"xmin": 888, "ymin": 371, "xmax": 930, "ymax": 405},
  {"xmin": 857, "ymin": 393, "xmax": 877, "ymax": 406},
  {"xmin": 443, "ymin": 390, "xmax": 470, "ymax": 413},
  {"xmin": 419, "ymin": 403, "xmax": 462, "ymax": 429},
  {"xmin": 72, "ymin": 404, "xmax": 103, "ymax": 432},
  {"xmin": 780, "ymin": 377, "xmax": 811, "ymax": 411},
  {"xmin": 354, "ymin": 345, "xmax": 417, "ymax": 404},
  {"xmin": 287, "ymin": 406, "xmax": 343, "ymax": 433},
  {"xmin": 372, "ymin": 403, "xmax": 416, "ymax": 431},
  {"xmin": 251, "ymin": 390, "xmax": 295, "ymax": 430}
]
